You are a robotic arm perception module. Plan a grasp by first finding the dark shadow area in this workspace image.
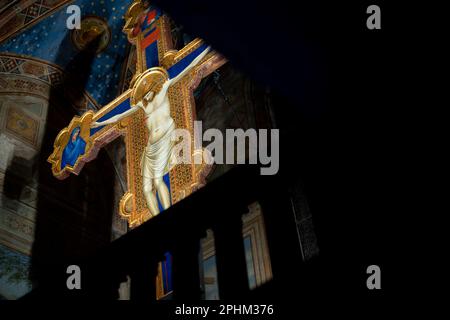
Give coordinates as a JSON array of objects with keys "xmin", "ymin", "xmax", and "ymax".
[{"xmin": 2, "ymin": 155, "xmax": 35, "ymax": 201}]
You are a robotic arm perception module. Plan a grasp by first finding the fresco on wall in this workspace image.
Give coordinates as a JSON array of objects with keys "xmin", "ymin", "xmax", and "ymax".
[{"xmin": 0, "ymin": 0, "xmax": 133, "ymax": 105}]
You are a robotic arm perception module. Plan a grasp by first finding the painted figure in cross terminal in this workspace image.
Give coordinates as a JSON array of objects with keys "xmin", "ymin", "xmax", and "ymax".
[
  {"xmin": 123, "ymin": 0, "xmax": 156, "ymax": 38},
  {"xmin": 61, "ymin": 127, "xmax": 86, "ymax": 169},
  {"xmin": 92, "ymin": 46, "xmax": 211, "ymax": 216}
]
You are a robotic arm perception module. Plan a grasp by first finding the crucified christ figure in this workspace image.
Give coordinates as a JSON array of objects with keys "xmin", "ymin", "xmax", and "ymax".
[{"xmin": 92, "ymin": 46, "xmax": 210, "ymax": 216}]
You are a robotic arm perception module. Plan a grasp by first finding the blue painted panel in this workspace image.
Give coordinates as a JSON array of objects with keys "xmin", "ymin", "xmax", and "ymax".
[
  {"xmin": 167, "ymin": 43, "xmax": 209, "ymax": 79},
  {"xmin": 145, "ymin": 41, "xmax": 159, "ymax": 68}
]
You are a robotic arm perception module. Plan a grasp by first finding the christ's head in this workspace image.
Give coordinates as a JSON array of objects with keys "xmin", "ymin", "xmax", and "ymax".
[{"xmin": 143, "ymin": 90, "xmax": 155, "ymax": 105}]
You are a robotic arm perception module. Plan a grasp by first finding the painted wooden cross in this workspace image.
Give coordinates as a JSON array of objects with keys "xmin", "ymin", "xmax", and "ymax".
[
  {"xmin": 49, "ymin": 1, "xmax": 226, "ymax": 298},
  {"xmin": 48, "ymin": 0, "xmax": 226, "ymax": 228}
]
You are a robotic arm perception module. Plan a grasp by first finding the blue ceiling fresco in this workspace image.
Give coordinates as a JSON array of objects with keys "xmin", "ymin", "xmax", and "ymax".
[{"xmin": 0, "ymin": 0, "xmax": 133, "ymax": 105}]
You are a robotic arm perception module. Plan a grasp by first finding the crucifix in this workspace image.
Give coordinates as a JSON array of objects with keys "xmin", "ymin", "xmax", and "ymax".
[{"xmin": 48, "ymin": 0, "xmax": 226, "ymax": 227}]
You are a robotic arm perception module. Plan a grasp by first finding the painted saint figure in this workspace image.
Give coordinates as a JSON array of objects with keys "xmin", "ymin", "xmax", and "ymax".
[
  {"xmin": 61, "ymin": 127, "xmax": 86, "ymax": 169},
  {"xmin": 92, "ymin": 46, "xmax": 210, "ymax": 216}
]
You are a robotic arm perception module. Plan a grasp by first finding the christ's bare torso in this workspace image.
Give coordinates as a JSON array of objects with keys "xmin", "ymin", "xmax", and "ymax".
[{"xmin": 142, "ymin": 88, "xmax": 174, "ymax": 144}]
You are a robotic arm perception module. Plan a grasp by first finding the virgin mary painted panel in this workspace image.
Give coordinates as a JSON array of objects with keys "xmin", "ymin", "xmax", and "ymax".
[{"xmin": 61, "ymin": 127, "xmax": 86, "ymax": 169}]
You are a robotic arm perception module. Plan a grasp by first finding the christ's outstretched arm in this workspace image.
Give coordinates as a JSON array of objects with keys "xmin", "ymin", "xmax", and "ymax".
[
  {"xmin": 92, "ymin": 45, "xmax": 211, "ymax": 128},
  {"xmin": 91, "ymin": 103, "xmax": 141, "ymax": 128}
]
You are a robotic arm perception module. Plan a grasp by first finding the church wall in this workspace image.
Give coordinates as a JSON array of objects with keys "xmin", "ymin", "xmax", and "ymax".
[
  {"xmin": 0, "ymin": 1, "xmax": 137, "ymax": 299},
  {"xmin": 0, "ymin": 84, "xmax": 122, "ymax": 297},
  {"xmin": 193, "ymin": 61, "xmax": 319, "ymax": 272},
  {"xmin": 192, "ymin": 64, "xmax": 279, "ymax": 298},
  {"xmin": 0, "ymin": 90, "xmax": 49, "ymax": 298}
]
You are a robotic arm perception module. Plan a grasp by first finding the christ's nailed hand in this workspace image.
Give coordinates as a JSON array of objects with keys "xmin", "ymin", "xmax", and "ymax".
[{"xmin": 91, "ymin": 121, "xmax": 102, "ymax": 128}]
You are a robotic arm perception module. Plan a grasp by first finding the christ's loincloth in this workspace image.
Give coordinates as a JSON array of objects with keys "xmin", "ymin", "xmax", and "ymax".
[{"xmin": 141, "ymin": 121, "xmax": 176, "ymax": 179}]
